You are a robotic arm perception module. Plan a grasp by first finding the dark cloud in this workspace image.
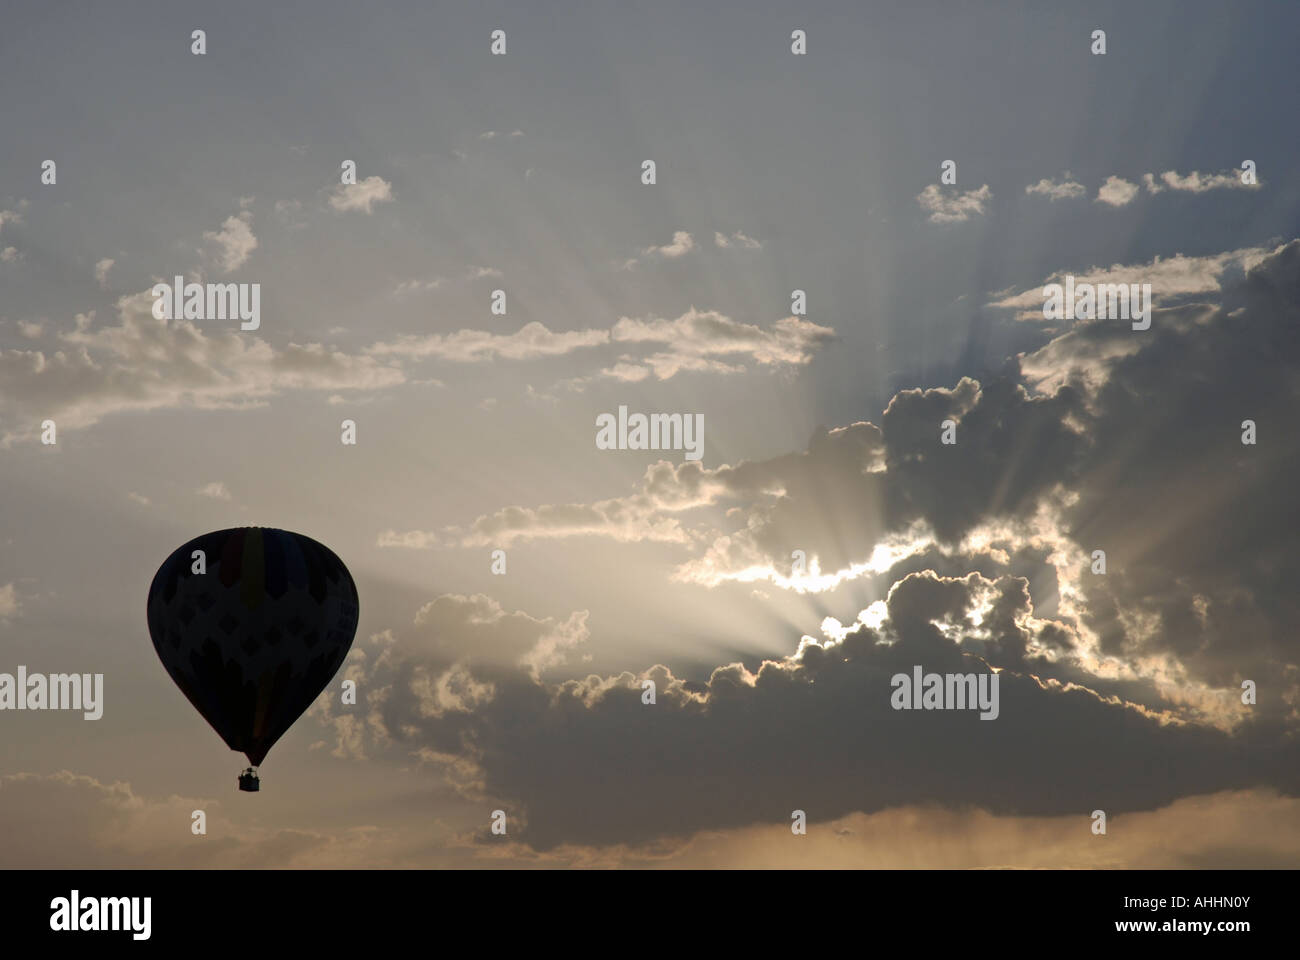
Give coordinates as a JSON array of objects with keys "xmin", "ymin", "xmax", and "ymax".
[
  {"xmin": 881, "ymin": 373, "xmax": 1087, "ymax": 543},
  {"xmin": 1061, "ymin": 242, "xmax": 1300, "ymax": 694},
  {"xmin": 326, "ymin": 241, "xmax": 1300, "ymax": 851},
  {"xmin": 337, "ymin": 572, "xmax": 1298, "ymax": 850}
]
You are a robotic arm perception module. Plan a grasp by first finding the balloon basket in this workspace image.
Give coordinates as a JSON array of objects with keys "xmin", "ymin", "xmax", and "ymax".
[{"xmin": 238, "ymin": 767, "xmax": 260, "ymax": 792}]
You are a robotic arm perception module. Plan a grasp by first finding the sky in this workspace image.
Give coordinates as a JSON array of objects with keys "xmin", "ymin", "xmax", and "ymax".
[{"xmin": 2, "ymin": 0, "xmax": 1299, "ymax": 867}]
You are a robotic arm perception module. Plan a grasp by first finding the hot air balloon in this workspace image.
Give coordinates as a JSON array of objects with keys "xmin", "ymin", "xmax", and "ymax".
[{"xmin": 146, "ymin": 527, "xmax": 359, "ymax": 791}]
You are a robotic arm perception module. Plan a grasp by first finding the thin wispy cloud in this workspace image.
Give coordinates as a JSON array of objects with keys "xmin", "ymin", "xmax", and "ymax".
[
  {"xmin": 196, "ymin": 481, "xmax": 232, "ymax": 501},
  {"xmin": 0, "ymin": 287, "xmax": 405, "ymax": 443},
  {"xmin": 1025, "ymin": 174, "xmax": 1085, "ymax": 201},
  {"xmin": 714, "ymin": 230, "xmax": 762, "ymax": 249}
]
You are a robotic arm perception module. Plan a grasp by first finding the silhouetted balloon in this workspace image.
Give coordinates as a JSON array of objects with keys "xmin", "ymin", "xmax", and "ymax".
[{"xmin": 146, "ymin": 528, "xmax": 359, "ymax": 782}]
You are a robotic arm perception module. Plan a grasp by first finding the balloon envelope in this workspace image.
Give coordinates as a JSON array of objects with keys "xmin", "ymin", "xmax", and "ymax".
[{"xmin": 146, "ymin": 528, "xmax": 359, "ymax": 766}]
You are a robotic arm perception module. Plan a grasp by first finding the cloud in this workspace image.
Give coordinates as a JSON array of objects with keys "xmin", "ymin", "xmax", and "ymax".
[
  {"xmin": 663, "ymin": 242, "xmax": 1300, "ymax": 712},
  {"xmin": 0, "ymin": 287, "xmax": 405, "ymax": 443},
  {"xmin": 325, "ymin": 567, "xmax": 1300, "ymax": 850},
  {"xmin": 94, "ymin": 258, "xmax": 115, "ymax": 287},
  {"xmin": 1143, "ymin": 169, "xmax": 1256, "ymax": 194},
  {"xmin": 606, "ymin": 308, "xmax": 834, "ymax": 380},
  {"xmin": 377, "ymin": 529, "xmax": 440, "ymax": 549},
  {"xmin": 593, "ymin": 360, "xmax": 653, "ymax": 382},
  {"xmin": 0, "ymin": 582, "xmax": 18, "ymax": 618},
  {"xmin": 638, "ymin": 790, "xmax": 1300, "ymax": 868},
  {"xmin": 988, "ymin": 242, "xmax": 1278, "ymax": 322},
  {"xmin": 447, "ymin": 420, "xmax": 882, "ymax": 551},
  {"xmin": 365, "ymin": 321, "xmax": 609, "ymax": 363},
  {"xmin": 647, "ymin": 230, "xmax": 694, "ymax": 258},
  {"xmin": 17, "ymin": 320, "xmax": 42, "ymax": 339},
  {"xmin": 329, "ymin": 176, "xmax": 394, "ymax": 214},
  {"xmin": 1025, "ymin": 174, "xmax": 1086, "ymax": 201},
  {"xmin": 365, "ymin": 309, "xmax": 831, "ymax": 377},
  {"xmin": 392, "ymin": 277, "xmax": 443, "ymax": 297},
  {"xmin": 467, "ymin": 266, "xmax": 503, "ymax": 280},
  {"xmin": 714, "ymin": 230, "xmax": 762, "ymax": 249},
  {"xmin": 449, "ymin": 490, "xmax": 694, "ymax": 548},
  {"xmin": 2, "ymin": 768, "xmax": 1293, "ymax": 867},
  {"xmin": 0, "ymin": 771, "xmax": 415, "ymax": 868},
  {"xmin": 1096, "ymin": 176, "xmax": 1139, "ymax": 207},
  {"xmin": 0, "ymin": 210, "xmax": 23, "ymax": 260},
  {"xmin": 916, "ymin": 184, "xmax": 992, "ymax": 223},
  {"xmin": 274, "ymin": 199, "xmax": 304, "ymax": 225},
  {"xmin": 202, "ymin": 211, "xmax": 257, "ymax": 273},
  {"xmin": 439, "ymin": 241, "xmax": 1300, "ymax": 738},
  {"xmin": 317, "ymin": 594, "xmax": 593, "ymax": 716},
  {"xmin": 127, "ymin": 492, "xmax": 151, "ymax": 506},
  {"xmin": 196, "ymin": 481, "xmax": 231, "ymax": 501},
  {"xmin": 624, "ymin": 231, "xmax": 696, "ymax": 268}
]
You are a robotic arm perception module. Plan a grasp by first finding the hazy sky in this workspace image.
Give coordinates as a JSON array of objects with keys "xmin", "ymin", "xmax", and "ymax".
[{"xmin": 2, "ymin": 0, "xmax": 1299, "ymax": 867}]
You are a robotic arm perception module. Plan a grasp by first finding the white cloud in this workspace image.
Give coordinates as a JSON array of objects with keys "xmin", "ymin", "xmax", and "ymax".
[
  {"xmin": 0, "ymin": 582, "xmax": 18, "ymax": 618},
  {"xmin": 0, "ymin": 287, "xmax": 405, "ymax": 443},
  {"xmin": 646, "ymin": 230, "xmax": 695, "ymax": 259},
  {"xmin": 1096, "ymin": 176, "xmax": 1139, "ymax": 207},
  {"xmin": 274, "ymin": 199, "xmax": 304, "ymax": 225},
  {"xmin": 467, "ymin": 266, "xmax": 504, "ymax": 280},
  {"xmin": 329, "ymin": 176, "xmax": 394, "ymax": 214},
  {"xmin": 626, "ymin": 231, "xmax": 697, "ymax": 269},
  {"xmin": 1025, "ymin": 175, "xmax": 1086, "ymax": 201},
  {"xmin": 366, "ymin": 321, "xmax": 609, "ymax": 363},
  {"xmin": 609, "ymin": 308, "xmax": 834, "ymax": 378},
  {"xmin": 988, "ymin": 243, "xmax": 1279, "ymax": 319},
  {"xmin": 452, "ymin": 493, "xmax": 693, "ymax": 548},
  {"xmin": 446, "ymin": 451, "xmax": 790, "ymax": 550},
  {"xmin": 714, "ymin": 230, "xmax": 762, "ymax": 249},
  {"xmin": 916, "ymin": 184, "xmax": 992, "ymax": 222},
  {"xmin": 94, "ymin": 258, "xmax": 115, "ymax": 287},
  {"xmin": 367, "ymin": 308, "xmax": 834, "ymax": 381},
  {"xmin": 203, "ymin": 211, "xmax": 257, "ymax": 273},
  {"xmin": 17, "ymin": 320, "xmax": 42, "ymax": 339},
  {"xmin": 128, "ymin": 492, "xmax": 151, "ymax": 506},
  {"xmin": 0, "ymin": 247, "xmax": 19, "ymax": 263},
  {"xmin": 597, "ymin": 360, "xmax": 654, "ymax": 382},
  {"xmin": 196, "ymin": 481, "xmax": 231, "ymax": 501},
  {"xmin": 377, "ymin": 529, "xmax": 440, "ymax": 549},
  {"xmin": 1143, "ymin": 169, "xmax": 1254, "ymax": 194},
  {"xmin": 392, "ymin": 277, "xmax": 444, "ymax": 297}
]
